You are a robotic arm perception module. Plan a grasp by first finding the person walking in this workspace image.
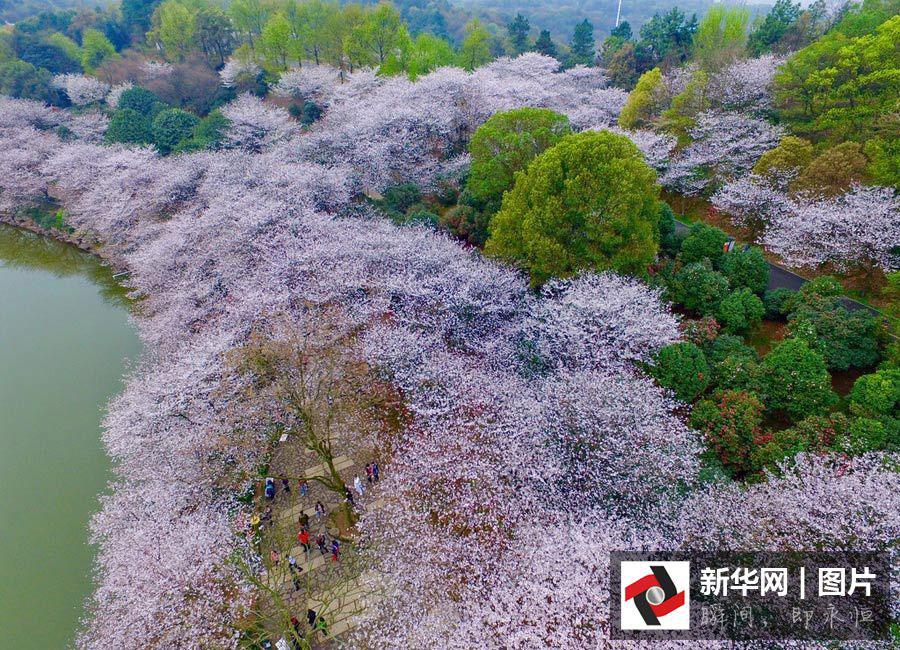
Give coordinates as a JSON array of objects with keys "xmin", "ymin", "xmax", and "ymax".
[
  {"xmin": 331, "ymin": 539, "xmax": 340, "ymax": 562},
  {"xmin": 372, "ymin": 462, "xmax": 380, "ymax": 482},
  {"xmin": 365, "ymin": 463, "xmax": 373, "ymax": 485},
  {"xmin": 316, "ymin": 532, "xmax": 328, "ymax": 556},
  {"xmin": 353, "ymin": 474, "xmax": 365, "ymax": 497},
  {"xmin": 299, "ymin": 479, "xmax": 308, "ymax": 498},
  {"xmin": 297, "ymin": 526, "xmax": 311, "ymax": 555},
  {"xmin": 314, "ymin": 501, "xmax": 326, "ymax": 520},
  {"xmin": 281, "ymin": 477, "xmax": 291, "ymax": 493},
  {"xmin": 299, "ymin": 512, "xmax": 310, "ymax": 529},
  {"xmin": 345, "ymin": 488, "xmax": 356, "ymax": 510}
]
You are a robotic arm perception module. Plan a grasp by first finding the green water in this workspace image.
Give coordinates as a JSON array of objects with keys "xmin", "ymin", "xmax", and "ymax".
[{"xmin": 0, "ymin": 225, "xmax": 141, "ymax": 648}]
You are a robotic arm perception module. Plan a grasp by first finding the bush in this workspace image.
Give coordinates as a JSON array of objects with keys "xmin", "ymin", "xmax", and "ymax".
[
  {"xmin": 753, "ymin": 413, "xmax": 850, "ymax": 470},
  {"xmin": 467, "ymin": 107, "xmax": 571, "ymax": 213},
  {"xmin": 118, "ymin": 86, "xmax": 165, "ymax": 118},
  {"xmin": 401, "ymin": 204, "xmax": 440, "ymax": 228},
  {"xmin": 651, "ymin": 342, "xmax": 710, "ymax": 402},
  {"xmin": 849, "ymin": 368, "xmax": 900, "ymax": 417},
  {"xmin": 763, "ymin": 287, "xmax": 796, "ymax": 320},
  {"xmin": 151, "ymin": 108, "xmax": 199, "ymax": 154},
  {"xmin": 760, "ymin": 338, "xmax": 837, "ymax": 422},
  {"xmin": 485, "ymin": 131, "xmax": 660, "ymax": 286},
  {"xmin": 847, "ymin": 416, "xmax": 899, "ymax": 453},
  {"xmin": 381, "ymin": 183, "xmax": 422, "ymax": 214},
  {"xmin": 713, "ymin": 354, "xmax": 761, "ymax": 393},
  {"xmin": 791, "ymin": 142, "xmax": 870, "ymax": 197},
  {"xmin": 184, "ymin": 110, "xmax": 229, "ymax": 151},
  {"xmin": 717, "ymin": 288, "xmax": 765, "ymax": 333},
  {"xmin": 0, "ymin": 60, "xmax": 61, "ymax": 105},
  {"xmin": 679, "ymin": 222, "xmax": 729, "ymax": 266},
  {"xmin": 105, "ymin": 108, "xmax": 152, "ymax": 145},
  {"xmin": 691, "ymin": 390, "xmax": 764, "ymax": 476},
  {"xmin": 668, "ymin": 261, "xmax": 730, "ymax": 315},
  {"xmin": 787, "ymin": 297, "xmax": 881, "ymax": 371},
  {"xmin": 440, "ymin": 204, "xmax": 490, "ymax": 246},
  {"xmin": 753, "ymin": 135, "xmax": 814, "ymax": 180},
  {"xmin": 720, "ymin": 246, "xmax": 769, "ymax": 294},
  {"xmin": 658, "ymin": 202, "xmax": 684, "ymax": 257}
]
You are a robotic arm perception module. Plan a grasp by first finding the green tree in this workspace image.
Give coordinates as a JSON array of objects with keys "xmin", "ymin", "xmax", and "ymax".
[
  {"xmin": 150, "ymin": 0, "xmax": 197, "ymax": 62},
  {"xmin": 118, "ymin": 86, "xmax": 165, "ymax": 117},
  {"xmin": 692, "ymin": 4, "xmax": 750, "ymax": 72},
  {"xmin": 506, "ymin": 13, "xmax": 530, "ymax": 55},
  {"xmin": 382, "ymin": 32, "xmax": 454, "ymax": 80},
  {"xmin": 81, "ymin": 28, "xmax": 118, "ymax": 73},
  {"xmin": 568, "ymin": 19, "xmax": 596, "ymax": 67},
  {"xmin": 105, "ymin": 108, "xmax": 153, "ymax": 145},
  {"xmin": 151, "ymin": 107, "xmax": 199, "ymax": 154},
  {"xmin": 468, "ymin": 108, "xmax": 572, "ymax": 214},
  {"xmin": 484, "ymin": 130, "xmax": 660, "ymax": 286},
  {"xmin": 720, "ymin": 247, "xmax": 770, "ymax": 295},
  {"xmin": 691, "ymin": 389, "xmax": 764, "ymax": 476},
  {"xmin": 747, "ymin": 0, "xmax": 801, "ymax": 55},
  {"xmin": 194, "ymin": 6, "xmax": 234, "ymax": 66},
  {"xmin": 790, "ymin": 142, "xmax": 870, "ymax": 197},
  {"xmin": 679, "ymin": 222, "xmax": 728, "ymax": 266},
  {"xmin": 259, "ymin": 12, "xmax": 301, "ymax": 70},
  {"xmin": 122, "ymin": 0, "xmax": 163, "ymax": 33},
  {"xmin": 850, "ymin": 367, "xmax": 900, "ymax": 418},
  {"xmin": 659, "ymin": 69, "xmax": 708, "ymax": 144},
  {"xmin": 863, "ymin": 137, "xmax": 899, "ymax": 189},
  {"xmin": 651, "ymin": 341, "xmax": 710, "ymax": 402},
  {"xmin": 457, "ymin": 19, "xmax": 492, "ymax": 71},
  {"xmin": 348, "ymin": 2, "xmax": 408, "ymax": 66},
  {"xmin": 717, "ymin": 288, "xmax": 765, "ymax": 334},
  {"xmin": 603, "ymin": 41, "xmax": 638, "ymax": 89},
  {"xmin": 668, "ymin": 261, "xmax": 730, "ymax": 315},
  {"xmin": 229, "ymin": 0, "xmax": 271, "ymax": 49},
  {"xmin": 618, "ymin": 67, "xmax": 665, "ymax": 129},
  {"xmin": 534, "ymin": 29, "xmax": 557, "ymax": 59},
  {"xmin": 752, "ymin": 135, "xmax": 814, "ymax": 181},
  {"xmin": 774, "ymin": 15, "xmax": 900, "ymax": 143},
  {"xmin": 760, "ymin": 337, "xmax": 837, "ymax": 421},
  {"xmin": 637, "ymin": 8, "xmax": 697, "ymax": 70},
  {"xmin": 753, "ymin": 413, "xmax": 850, "ymax": 469},
  {"xmin": 787, "ymin": 295, "xmax": 881, "ymax": 371},
  {"xmin": 0, "ymin": 60, "xmax": 59, "ymax": 104}
]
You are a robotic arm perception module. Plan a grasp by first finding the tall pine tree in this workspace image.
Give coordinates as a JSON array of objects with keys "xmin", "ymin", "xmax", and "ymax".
[
  {"xmin": 507, "ymin": 13, "xmax": 531, "ymax": 55},
  {"xmin": 534, "ymin": 29, "xmax": 557, "ymax": 58},
  {"xmin": 569, "ymin": 19, "xmax": 596, "ymax": 66}
]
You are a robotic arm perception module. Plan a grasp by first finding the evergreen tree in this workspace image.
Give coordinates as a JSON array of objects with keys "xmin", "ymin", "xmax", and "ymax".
[
  {"xmin": 506, "ymin": 13, "xmax": 530, "ymax": 55},
  {"xmin": 569, "ymin": 19, "xmax": 595, "ymax": 67},
  {"xmin": 534, "ymin": 29, "xmax": 557, "ymax": 58}
]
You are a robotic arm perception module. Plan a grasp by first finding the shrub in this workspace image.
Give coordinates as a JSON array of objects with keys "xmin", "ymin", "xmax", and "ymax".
[
  {"xmin": 618, "ymin": 67, "xmax": 666, "ymax": 129},
  {"xmin": 668, "ymin": 261, "xmax": 730, "ymax": 315},
  {"xmin": 760, "ymin": 337, "xmax": 837, "ymax": 421},
  {"xmin": 440, "ymin": 204, "xmax": 489, "ymax": 246},
  {"xmin": 679, "ymin": 222, "xmax": 729, "ymax": 266},
  {"xmin": 717, "ymin": 288, "xmax": 764, "ymax": 333},
  {"xmin": 651, "ymin": 341, "xmax": 710, "ymax": 402},
  {"xmin": 753, "ymin": 135, "xmax": 814, "ymax": 180},
  {"xmin": 680, "ymin": 316, "xmax": 720, "ymax": 346},
  {"xmin": 381, "ymin": 183, "xmax": 422, "ymax": 214},
  {"xmin": 787, "ymin": 297, "xmax": 881, "ymax": 371},
  {"xmin": 791, "ymin": 142, "xmax": 869, "ymax": 197},
  {"xmin": 105, "ymin": 108, "xmax": 152, "ymax": 145},
  {"xmin": 658, "ymin": 202, "xmax": 683, "ymax": 257},
  {"xmin": 690, "ymin": 390, "xmax": 764, "ymax": 476},
  {"xmin": 849, "ymin": 368, "xmax": 900, "ymax": 417},
  {"xmin": 847, "ymin": 416, "xmax": 899, "ymax": 453},
  {"xmin": 713, "ymin": 354, "xmax": 761, "ymax": 393},
  {"xmin": 0, "ymin": 60, "xmax": 61, "ymax": 105},
  {"xmin": 763, "ymin": 287, "xmax": 796, "ymax": 320},
  {"xmin": 402, "ymin": 204, "xmax": 440, "ymax": 228},
  {"xmin": 720, "ymin": 246, "xmax": 769, "ymax": 294},
  {"xmin": 753, "ymin": 413, "xmax": 850, "ymax": 469},
  {"xmin": 118, "ymin": 86, "xmax": 165, "ymax": 118},
  {"xmin": 485, "ymin": 131, "xmax": 660, "ymax": 286},
  {"xmin": 467, "ymin": 107, "xmax": 571, "ymax": 214},
  {"xmin": 151, "ymin": 108, "xmax": 199, "ymax": 154}
]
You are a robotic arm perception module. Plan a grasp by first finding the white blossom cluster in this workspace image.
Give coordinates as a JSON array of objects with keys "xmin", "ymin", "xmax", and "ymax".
[
  {"xmin": 52, "ymin": 73, "xmax": 110, "ymax": 106},
  {"xmin": 218, "ymin": 57, "xmax": 260, "ymax": 87}
]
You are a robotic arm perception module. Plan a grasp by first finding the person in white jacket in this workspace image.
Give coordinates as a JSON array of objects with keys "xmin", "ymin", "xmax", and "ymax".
[{"xmin": 353, "ymin": 474, "xmax": 365, "ymax": 497}]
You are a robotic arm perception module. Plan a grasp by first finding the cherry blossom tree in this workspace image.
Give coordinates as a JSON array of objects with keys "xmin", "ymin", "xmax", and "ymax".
[
  {"xmin": 711, "ymin": 173, "xmax": 793, "ymax": 241},
  {"xmin": 707, "ymin": 54, "xmax": 782, "ymax": 114},
  {"xmin": 220, "ymin": 94, "xmax": 297, "ymax": 151},
  {"xmin": 52, "ymin": 73, "xmax": 110, "ymax": 106},
  {"xmin": 106, "ymin": 82, "xmax": 134, "ymax": 109},
  {"xmin": 219, "ymin": 57, "xmax": 260, "ymax": 88}
]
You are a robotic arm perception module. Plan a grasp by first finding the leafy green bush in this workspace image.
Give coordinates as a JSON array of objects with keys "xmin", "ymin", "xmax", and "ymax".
[
  {"xmin": 720, "ymin": 246, "xmax": 769, "ymax": 294},
  {"xmin": 763, "ymin": 287, "xmax": 796, "ymax": 320},
  {"xmin": 668, "ymin": 261, "xmax": 729, "ymax": 315},
  {"xmin": 657, "ymin": 202, "xmax": 684, "ymax": 257},
  {"xmin": 651, "ymin": 341, "xmax": 710, "ymax": 402},
  {"xmin": 787, "ymin": 297, "xmax": 881, "ymax": 371},
  {"xmin": 118, "ymin": 86, "xmax": 165, "ymax": 118},
  {"xmin": 679, "ymin": 222, "xmax": 729, "ymax": 266},
  {"xmin": 760, "ymin": 337, "xmax": 837, "ymax": 422},
  {"xmin": 849, "ymin": 367, "xmax": 900, "ymax": 417},
  {"xmin": 151, "ymin": 108, "xmax": 199, "ymax": 154},
  {"xmin": 381, "ymin": 183, "xmax": 422, "ymax": 215},
  {"xmin": 691, "ymin": 389, "xmax": 764, "ymax": 476},
  {"xmin": 105, "ymin": 108, "xmax": 152, "ymax": 145},
  {"xmin": 847, "ymin": 416, "xmax": 898, "ymax": 453},
  {"xmin": 753, "ymin": 413, "xmax": 850, "ymax": 470},
  {"xmin": 717, "ymin": 288, "xmax": 764, "ymax": 333}
]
